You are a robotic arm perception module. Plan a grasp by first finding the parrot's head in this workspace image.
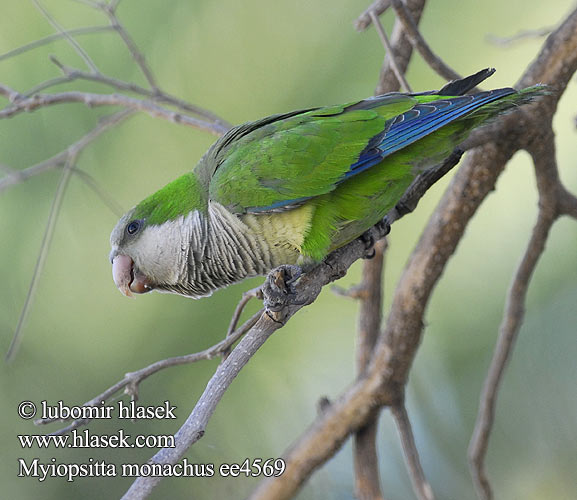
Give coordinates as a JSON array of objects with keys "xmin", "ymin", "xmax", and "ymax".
[{"xmin": 109, "ymin": 173, "xmax": 208, "ymax": 297}]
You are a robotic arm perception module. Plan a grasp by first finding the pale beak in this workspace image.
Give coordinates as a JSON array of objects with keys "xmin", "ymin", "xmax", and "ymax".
[{"xmin": 112, "ymin": 254, "xmax": 134, "ymax": 297}]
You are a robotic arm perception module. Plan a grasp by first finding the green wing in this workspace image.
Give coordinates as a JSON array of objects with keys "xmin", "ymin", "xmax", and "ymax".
[{"xmin": 200, "ymin": 94, "xmax": 417, "ymax": 213}]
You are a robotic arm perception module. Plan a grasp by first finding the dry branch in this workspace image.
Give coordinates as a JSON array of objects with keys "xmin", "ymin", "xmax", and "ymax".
[
  {"xmin": 2, "ymin": 1, "xmax": 575, "ymax": 499},
  {"xmin": 354, "ymin": 240, "xmax": 386, "ymax": 500},
  {"xmin": 248, "ymin": 6, "xmax": 577, "ymax": 500},
  {"xmin": 391, "ymin": 403, "xmax": 435, "ymax": 500},
  {"xmin": 35, "ymin": 308, "xmax": 261, "ymax": 434},
  {"xmin": 375, "ymin": 0, "xmax": 426, "ymax": 95},
  {"xmin": 389, "ymin": 0, "xmax": 462, "ymax": 83},
  {"xmin": 0, "ymin": 91, "xmax": 228, "ymax": 135}
]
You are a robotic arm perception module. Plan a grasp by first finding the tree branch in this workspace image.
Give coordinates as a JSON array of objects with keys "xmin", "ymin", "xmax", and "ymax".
[
  {"xmin": 390, "ymin": 0, "xmax": 462, "ymax": 83},
  {"xmin": 354, "ymin": 240, "xmax": 386, "ymax": 500},
  {"xmin": 248, "ymin": 6, "xmax": 577, "ymax": 499},
  {"xmin": 355, "ymin": 0, "xmax": 391, "ymax": 31},
  {"xmin": 468, "ymin": 207, "xmax": 556, "ymax": 500},
  {"xmin": 375, "ymin": 0, "xmax": 426, "ymax": 94},
  {"xmin": 35, "ymin": 308, "xmax": 262, "ymax": 434},
  {"xmin": 0, "ymin": 110, "xmax": 133, "ymax": 194},
  {"xmin": 391, "ymin": 403, "xmax": 435, "ymax": 500},
  {"xmin": 0, "ymin": 91, "xmax": 228, "ymax": 135},
  {"xmin": 370, "ymin": 11, "xmax": 412, "ymax": 92}
]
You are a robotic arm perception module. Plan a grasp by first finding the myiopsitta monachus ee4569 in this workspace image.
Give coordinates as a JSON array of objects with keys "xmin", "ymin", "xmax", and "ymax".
[{"xmin": 110, "ymin": 69, "xmax": 544, "ymax": 298}]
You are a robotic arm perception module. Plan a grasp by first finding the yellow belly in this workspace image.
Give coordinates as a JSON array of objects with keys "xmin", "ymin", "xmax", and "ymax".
[{"xmin": 240, "ymin": 204, "xmax": 314, "ymax": 265}]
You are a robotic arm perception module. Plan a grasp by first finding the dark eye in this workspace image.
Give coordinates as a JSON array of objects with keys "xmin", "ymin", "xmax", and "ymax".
[{"xmin": 126, "ymin": 220, "xmax": 141, "ymax": 235}]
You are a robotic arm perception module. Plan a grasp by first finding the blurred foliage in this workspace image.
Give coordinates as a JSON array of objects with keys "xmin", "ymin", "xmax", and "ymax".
[{"xmin": 1, "ymin": 0, "xmax": 576, "ymax": 499}]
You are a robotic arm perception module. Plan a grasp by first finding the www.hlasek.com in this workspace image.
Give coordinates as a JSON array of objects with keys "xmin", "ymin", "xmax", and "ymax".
[{"xmin": 17, "ymin": 400, "xmax": 286, "ymax": 482}]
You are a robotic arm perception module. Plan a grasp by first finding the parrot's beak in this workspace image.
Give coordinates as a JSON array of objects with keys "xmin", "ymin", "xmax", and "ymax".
[{"xmin": 112, "ymin": 254, "xmax": 152, "ymax": 297}]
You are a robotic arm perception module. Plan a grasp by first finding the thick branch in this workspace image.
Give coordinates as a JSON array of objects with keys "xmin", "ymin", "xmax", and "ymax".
[
  {"xmin": 248, "ymin": 7, "xmax": 577, "ymax": 499},
  {"xmin": 376, "ymin": 0, "xmax": 426, "ymax": 94},
  {"xmin": 390, "ymin": 0, "xmax": 461, "ymax": 83},
  {"xmin": 354, "ymin": 240, "xmax": 386, "ymax": 500}
]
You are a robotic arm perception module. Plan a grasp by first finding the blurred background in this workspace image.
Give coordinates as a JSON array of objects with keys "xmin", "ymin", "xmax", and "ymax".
[{"xmin": 1, "ymin": 0, "xmax": 576, "ymax": 498}]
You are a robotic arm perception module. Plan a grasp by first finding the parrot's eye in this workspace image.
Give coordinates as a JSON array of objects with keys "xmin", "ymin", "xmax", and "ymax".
[{"xmin": 126, "ymin": 220, "xmax": 141, "ymax": 235}]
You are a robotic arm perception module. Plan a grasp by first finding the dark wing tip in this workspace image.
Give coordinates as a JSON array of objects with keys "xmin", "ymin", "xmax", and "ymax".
[{"xmin": 438, "ymin": 68, "xmax": 496, "ymax": 96}]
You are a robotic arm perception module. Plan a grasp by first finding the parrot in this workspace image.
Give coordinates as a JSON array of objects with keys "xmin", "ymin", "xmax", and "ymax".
[{"xmin": 110, "ymin": 69, "xmax": 544, "ymax": 299}]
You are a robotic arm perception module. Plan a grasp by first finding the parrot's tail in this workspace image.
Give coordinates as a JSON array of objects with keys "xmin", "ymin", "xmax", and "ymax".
[{"xmin": 464, "ymin": 84, "xmax": 550, "ymax": 124}]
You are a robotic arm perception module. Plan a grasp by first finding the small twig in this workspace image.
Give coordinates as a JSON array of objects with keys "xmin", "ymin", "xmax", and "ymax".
[
  {"xmin": 4, "ymin": 110, "xmax": 132, "ymax": 361},
  {"xmin": 355, "ymin": 0, "xmax": 391, "ymax": 31},
  {"xmin": 468, "ymin": 209, "xmax": 555, "ymax": 500},
  {"xmin": 331, "ymin": 283, "xmax": 368, "ymax": 299},
  {"xmin": 22, "ymin": 76, "xmax": 75, "ymax": 98},
  {"xmin": 221, "ymin": 286, "xmax": 263, "ymax": 360},
  {"xmin": 227, "ymin": 286, "xmax": 263, "ymax": 338},
  {"xmin": 391, "ymin": 403, "xmax": 435, "ymax": 500},
  {"xmin": 33, "ymin": 0, "xmax": 99, "ymax": 73},
  {"xmin": 0, "ymin": 83, "xmax": 22, "ymax": 102},
  {"xmin": 122, "ymin": 311, "xmax": 281, "ymax": 500},
  {"xmin": 0, "ymin": 110, "xmax": 133, "ymax": 194},
  {"xmin": 487, "ymin": 27, "xmax": 553, "ymax": 47},
  {"xmin": 0, "ymin": 26, "xmax": 114, "ymax": 63},
  {"xmin": 390, "ymin": 0, "xmax": 462, "ymax": 83},
  {"xmin": 71, "ymin": 167, "xmax": 125, "ymax": 217},
  {"xmin": 375, "ymin": 0, "xmax": 426, "ymax": 95},
  {"xmin": 370, "ymin": 10, "xmax": 412, "ymax": 92},
  {"xmin": 468, "ymin": 125, "xmax": 563, "ymax": 499},
  {"xmin": 47, "ymin": 57, "xmax": 231, "ymax": 127},
  {"xmin": 78, "ymin": 0, "xmax": 159, "ymax": 91},
  {"xmin": 5, "ymin": 153, "xmax": 77, "ymax": 361},
  {"xmin": 0, "ymin": 91, "xmax": 229, "ymax": 136},
  {"xmin": 36, "ymin": 308, "xmax": 262, "ymax": 433}
]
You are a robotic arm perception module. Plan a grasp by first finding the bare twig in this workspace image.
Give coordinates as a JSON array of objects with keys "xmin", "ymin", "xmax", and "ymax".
[
  {"xmin": 0, "ymin": 26, "xmax": 114, "ymax": 63},
  {"xmin": 468, "ymin": 121, "xmax": 565, "ymax": 499},
  {"xmin": 71, "ymin": 167, "xmax": 125, "ymax": 217},
  {"xmin": 36, "ymin": 308, "xmax": 262, "ymax": 433},
  {"xmin": 0, "ymin": 110, "xmax": 133, "ymax": 194},
  {"xmin": 375, "ymin": 0, "xmax": 426, "ymax": 94},
  {"xmin": 78, "ymin": 0, "xmax": 158, "ymax": 90},
  {"xmin": 0, "ymin": 83, "xmax": 22, "ymax": 102},
  {"xmin": 391, "ymin": 403, "xmax": 435, "ymax": 500},
  {"xmin": 227, "ymin": 286, "xmax": 263, "ymax": 338},
  {"xmin": 331, "ymin": 283, "xmax": 368, "ymax": 299},
  {"xmin": 46, "ymin": 57, "xmax": 230, "ymax": 125},
  {"xmin": 487, "ymin": 27, "xmax": 553, "ymax": 47},
  {"xmin": 370, "ymin": 11, "xmax": 412, "ymax": 92},
  {"xmin": 221, "ymin": 286, "xmax": 263, "ymax": 360},
  {"xmin": 5, "ymin": 153, "xmax": 77, "ymax": 361},
  {"xmin": 390, "ymin": 0, "xmax": 462, "ymax": 83},
  {"xmin": 5, "ymin": 110, "xmax": 133, "ymax": 360},
  {"xmin": 468, "ymin": 208, "xmax": 556, "ymax": 499},
  {"xmin": 33, "ymin": 0, "xmax": 99, "ymax": 73},
  {"xmin": 0, "ymin": 91, "xmax": 229, "ymax": 135},
  {"xmin": 355, "ymin": 0, "xmax": 391, "ymax": 31}
]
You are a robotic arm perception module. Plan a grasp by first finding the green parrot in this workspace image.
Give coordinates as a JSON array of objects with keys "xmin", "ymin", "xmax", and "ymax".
[{"xmin": 110, "ymin": 69, "xmax": 544, "ymax": 298}]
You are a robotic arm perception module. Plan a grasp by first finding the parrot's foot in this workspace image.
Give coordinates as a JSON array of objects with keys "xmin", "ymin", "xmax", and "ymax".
[
  {"xmin": 262, "ymin": 264, "xmax": 304, "ymax": 313},
  {"xmin": 360, "ymin": 217, "xmax": 391, "ymax": 259}
]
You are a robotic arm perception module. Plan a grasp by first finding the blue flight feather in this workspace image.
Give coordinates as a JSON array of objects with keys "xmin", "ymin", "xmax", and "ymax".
[{"xmin": 346, "ymin": 88, "xmax": 515, "ymax": 178}]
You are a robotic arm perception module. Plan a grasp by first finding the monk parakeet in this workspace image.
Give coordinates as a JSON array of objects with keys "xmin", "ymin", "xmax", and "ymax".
[{"xmin": 110, "ymin": 69, "xmax": 543, "ymax": 298}]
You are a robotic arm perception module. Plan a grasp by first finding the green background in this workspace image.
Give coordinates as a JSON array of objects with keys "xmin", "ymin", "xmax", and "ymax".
[{"xmin": 1, "ymin": 0, "xmax": 576, "ymax": 499}]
